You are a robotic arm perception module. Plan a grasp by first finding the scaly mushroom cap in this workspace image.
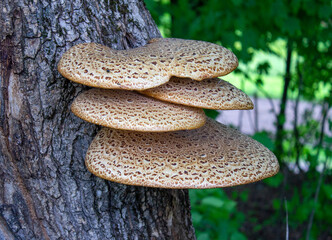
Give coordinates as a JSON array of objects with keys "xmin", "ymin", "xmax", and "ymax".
[
  {"xmin": 71, "ymin": 88, "xmax": 206, "ymax": 132},
  {"xmin": 85, "ymin": 118, "xmax": 279, "ymax": 189},
  {"xmin": 140, "ymin": 77, "xmax": 254, "ymax": 110},
  {"xmin": 57, "ymin": 38, "xmax": 238, "ymax": 90}
]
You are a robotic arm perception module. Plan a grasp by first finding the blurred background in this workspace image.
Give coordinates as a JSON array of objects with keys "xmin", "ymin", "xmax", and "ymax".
[{"xmin": 144, "ymin": 0, "xmax": 331, "ymax": 239}]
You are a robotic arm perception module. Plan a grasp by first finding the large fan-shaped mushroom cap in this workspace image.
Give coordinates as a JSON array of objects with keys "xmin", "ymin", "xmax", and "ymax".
[
  {"xmin": 140, "ymin": 77, "xmax": 253, "ymax": 110},
  {"xmin": 85, "ymin": 118, "xmax": 279, "ymax": 189},
  {"xmin": 57, "ymin": 38, "xmax": 238, "ymax": 90},
  {"xmin": 71, "ymin": 88, "xmax": 206, "ymax": 132}
]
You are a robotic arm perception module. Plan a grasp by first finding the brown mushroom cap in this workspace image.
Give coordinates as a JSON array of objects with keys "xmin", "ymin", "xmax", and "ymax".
[
  {"xmin": 71, "ymin": 88, "xmax": 206, "ymax": 132},
  {"xmin": 85, "ymin": 118, "xmax": 279, "ymax": 189},
  {"xmin": 57, "ymin": 38, "xmax": 238, "ymax": 90},
  {"xmin": 140, "ymin": 77, "xmax": 254, "ymax": 110}
]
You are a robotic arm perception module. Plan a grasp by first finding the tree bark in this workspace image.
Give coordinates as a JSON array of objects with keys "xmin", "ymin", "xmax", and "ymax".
[{"xmin": 0, "ymin": 1, "xmax": 196, "ymax": 239}]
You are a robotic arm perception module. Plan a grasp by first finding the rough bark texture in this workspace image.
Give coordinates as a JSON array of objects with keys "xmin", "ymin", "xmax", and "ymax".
[{"xmin": 0, "ymin": 1, "xmax": 196, "ymax": 239}]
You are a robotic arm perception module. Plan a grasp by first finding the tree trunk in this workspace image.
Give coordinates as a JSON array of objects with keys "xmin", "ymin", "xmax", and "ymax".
[{"xmin": 0, "ymin": 1, "xmax": 196, "ymax": 239}]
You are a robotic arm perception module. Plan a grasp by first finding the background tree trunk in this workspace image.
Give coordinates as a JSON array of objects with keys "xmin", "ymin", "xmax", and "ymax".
[{"xmin": 0, "ymin": 1, "xmax": 196, "ymax": 239}]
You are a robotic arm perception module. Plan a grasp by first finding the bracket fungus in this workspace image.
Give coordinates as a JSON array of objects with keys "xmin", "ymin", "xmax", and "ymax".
[
  {"xmin": 140, "ymin": 77, "xmax": 254, "ymax": 110},
  {"xmin": 71, "ymin": 88, "xmax": 206, "ymax": 132},
  {"xmin": 57, "ymin": 38, "xmax": 238, "ymax": 90},
  {"xmin": 85, "ymin": 118, "xmax": 279, "ymax": 189},
  {"xmin": 58, "ymin": 37, "xmax": 279, "ymax": 189}
]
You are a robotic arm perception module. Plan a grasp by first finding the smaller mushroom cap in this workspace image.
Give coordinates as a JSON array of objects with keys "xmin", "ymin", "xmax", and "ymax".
[
  {"xmin": 85, "ymin": 118, "xmax": 279, "ymax": 189},
  {"xmin": 71, "ymin": 88, "xmax": 206, "ymax": 132},
  {"xmin": 57, "ymin": 38, "xmax": 238, "ymax": 90},
  {"xmin": 140, "ymin": 77, "xmax": 254, "ymax": 110}
]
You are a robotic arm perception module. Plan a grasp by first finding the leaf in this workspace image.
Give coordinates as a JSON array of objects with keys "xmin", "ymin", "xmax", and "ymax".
[
  {"xmin": 197, "ymin": 233, "xmax": 210, "ymax": 240},
  {"xmin": 191, "ymin": 212, "xmax": 203, "ymax": 225},
  {"xmin": 204, "ymin": 109, "xmax": 219, "ymax": 119},
  {"xmin": 223, "ymin": 200, "xmax": 237, "ymax": 211},
  {"xmin": 231, "ymin": 0, "xmax": 243, "ymax": 7},
  {"xmin": 255, "ymin": 77, "xmax": 263, "ymax": 87},
  {"xmin": 272, "ymin": 198, "xmax": 281, "ymax": 210},
  {"xmin": 263, "ymin": 173, "xmax": 283, "ymax": 188},
  {"xmin": 252, "ymin": 131, "xmax": 275, "ymax": 151},
  {"xmin": 322, "ymin": 184, "xmax": 332, "ymax": 200},
  {"xmin": 318, "ymin": 4, "xmax": 332, "ymax": 19},
  {"xmin": 324, "ymin": 136, "xmax": 332, "ymax": 144},
  {"xmin": 201, "ymin": 196, "xmax": 224, "ymax": 208},
  {"xmin": 239, "ymin": 190, "xmax": 249, "ymax": 202},
  {"xmin": 230, "ymin": 232, "xmax": 247, "ymax": 240},
  {"xmin": 257, "ymin": 61, "xmax": 271, "ymax": 75},
  {"xmin": 283, "ymin": 17, "xmax": 301, "ymax": 36}
]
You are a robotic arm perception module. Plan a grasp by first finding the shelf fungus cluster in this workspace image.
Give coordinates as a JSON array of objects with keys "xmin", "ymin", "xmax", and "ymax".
[{"xmin": 58, "ymin": 38, "xmax": 279, "ymax": 189}]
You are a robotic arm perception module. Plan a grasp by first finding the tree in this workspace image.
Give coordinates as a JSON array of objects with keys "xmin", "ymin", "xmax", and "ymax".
[{"xmin": 0, "ymin": 1, "xmax": 195, "ymax": 239}]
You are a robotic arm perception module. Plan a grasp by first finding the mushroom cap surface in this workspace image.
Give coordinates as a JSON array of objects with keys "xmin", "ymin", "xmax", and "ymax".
[
  {"xmin": 57, "ymin": 38, "xmax": 238, "ymax": 90},
  {"xmin": 85, "ymin": 118, "xmax": 279, "ymax": 189},
  {"xmin": 140, "ymin": 77, "xmax": 254, "ymax": 110},
  {"xmin": 71, "ymin": 88, "xmax": 206, "ymax": 132}
]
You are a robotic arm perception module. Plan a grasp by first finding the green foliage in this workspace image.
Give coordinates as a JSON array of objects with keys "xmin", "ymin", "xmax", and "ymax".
[
  {"xmin": 145, "ymin": 0, "xmax": 332, "ymax": 238},
  {"xmin": 252, "ymin": 131, "xmax": 275, "ymax": 151},
  {"xmin": 190, "ymin": 189, "xmax": 247, "ymax": 240},
  {"xmin": 145, "ymin": 0, "xmax": 331, "ymax": 101},
  {"xmin": 203, "ymin": 109, "xmax": 219, "ymax": 119},
  {"xmin": 263, "ymin": 173, "xmax": 283, "ymax": 188}
]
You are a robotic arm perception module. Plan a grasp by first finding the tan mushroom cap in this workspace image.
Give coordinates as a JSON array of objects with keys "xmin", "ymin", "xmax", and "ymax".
[
  {"xmin": 71, "ymin": 88, "xmax": 206, "ymax": 132},
  {"xmin": 57, "ymin": 38, "xmax": 238, "ymax": 90},
  {"xmin": 85, "ymin": 118, "xmax": 279, "ymax": 189},
  {"xmin": 140, "ymin": 77, "xmax": 254, "ymax": 110}
]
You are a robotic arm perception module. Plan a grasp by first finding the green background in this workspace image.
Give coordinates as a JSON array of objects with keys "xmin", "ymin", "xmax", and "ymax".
[{"xmin": 145, "ymin": 0, "xmax": 332, "ymax": 239}]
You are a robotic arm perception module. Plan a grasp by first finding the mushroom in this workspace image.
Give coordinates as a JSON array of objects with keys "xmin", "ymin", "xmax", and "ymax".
[
  {"xmin": 57, "ymin": 38, "xmax": 238, "ymax": 90},
  {"xmin": 140, "ymin": 77, "xmax": 254, "ymax": 110},
  {"xmin": 85, "ymin": 118, "xmax": 279, "ymax": 189},
  {"xmin": 57, "ymin": 37, "xmax": 279, "ymax": 189},
  {"xmin": 71, "ymin": 88, "xmax": 206, "ymax": 132}
]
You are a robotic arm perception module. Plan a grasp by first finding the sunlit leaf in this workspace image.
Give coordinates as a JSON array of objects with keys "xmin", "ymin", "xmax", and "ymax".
[{"xmin": 201, "ymin": 196, "xmax": 224, "ymax": 208}]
